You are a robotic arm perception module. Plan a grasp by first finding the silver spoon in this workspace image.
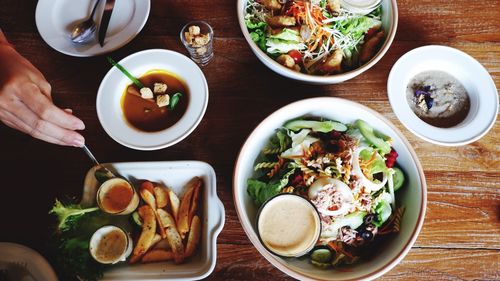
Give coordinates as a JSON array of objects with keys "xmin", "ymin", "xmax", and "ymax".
[
  {"xmin": 70, "ymin": 0, "xmax": 101, "ymax": 44},
  {"xmin": 82, "ymin": 144, "xmax": 116, "ymax": 182}
]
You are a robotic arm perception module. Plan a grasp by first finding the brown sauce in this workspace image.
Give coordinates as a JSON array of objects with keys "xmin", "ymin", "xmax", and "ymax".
[
  {"xmin": 102, "ymin": 183, "xmax": 134, "ymax": 213},
  {"xmin": 121, "ymin": 70, "xmax": 189, "ymax": 132},
  {"xmin": 94, "ymin": 228, "xmax": 127, "ymax": 263}
]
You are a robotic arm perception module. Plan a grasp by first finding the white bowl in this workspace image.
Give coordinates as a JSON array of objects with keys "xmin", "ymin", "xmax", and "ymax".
[
  {"xmin": 388, "ymin": 45, "xmax": 498, "ymax": 146},
  {"xmin": 237, "ymin": 0, "xmax": 398, "ymax": 84},
  {"xmin": 81, "ymin": 161, "xmax": 225, "ymax": 280},
  {"xmin": 97, "ymin": 49, "xmax": 209, "ymax": 150},
  {"xmin": 233, "ymin": 97, "xmax": 427, "ymax": 281}
]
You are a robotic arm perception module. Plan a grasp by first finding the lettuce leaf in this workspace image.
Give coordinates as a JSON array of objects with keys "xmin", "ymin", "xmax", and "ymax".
[
  {"xmin": 246, "ymin": 19, "xmax": 268, "ymax": 51},
  {"xmin": 266, "ymin": 29, "xmax": 306, "ymax": 54},
  {"xmin": 268, "ymin": 28, "xmax": 302, "ymax": 42},
  {"xmin": 247, "ymin": 169, "xmax": 296, "ymax": 206}
]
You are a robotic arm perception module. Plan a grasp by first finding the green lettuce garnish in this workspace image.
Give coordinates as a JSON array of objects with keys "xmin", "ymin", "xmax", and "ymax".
[
  {"xmin": 247, "ymin": 168, "xmax": 296, "ymax": 206},
  {"xmin": 245, "ymin": 19, "xmax": 267, "ymax": 51},
  {"xmin": 266, "ymin": 28, "xmax": 306, "ymax": 54}
]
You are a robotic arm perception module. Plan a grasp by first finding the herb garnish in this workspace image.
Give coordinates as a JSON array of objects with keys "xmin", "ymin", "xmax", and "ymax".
[{"xmin": 106, "ymin": 57, "xmax": 145, "ymax": 89}]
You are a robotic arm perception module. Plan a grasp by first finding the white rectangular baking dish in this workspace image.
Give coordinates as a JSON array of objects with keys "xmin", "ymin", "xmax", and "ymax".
[{"xmin": 80, "ymin": 161, "xmax": 225, "ymax": 280}]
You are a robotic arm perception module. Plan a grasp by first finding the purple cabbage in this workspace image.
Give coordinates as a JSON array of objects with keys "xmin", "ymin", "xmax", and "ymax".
[{"xmin": 414, "ymin": 85, "xmax": 434, "ymax": 109}]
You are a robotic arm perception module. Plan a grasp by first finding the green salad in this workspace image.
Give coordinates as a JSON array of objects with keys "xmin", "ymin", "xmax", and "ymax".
[
  {"xmin": 245, "ymin": 0, "xmax": 385, "ymax": 75},
  {"xmin": 248, "ymin": 117, "xmax": 406, "ymax": 268}
]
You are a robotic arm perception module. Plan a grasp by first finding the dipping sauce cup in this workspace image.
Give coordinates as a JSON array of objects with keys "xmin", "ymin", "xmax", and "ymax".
[
  {"xmin": 96, "ymin": 178, "xmax": 139, "ymax": 215},
  {"xmin": 89, "ymin": 225, "xmax": 133, "ymax": 264},
  {"xmin": 256, "ymin": 193, "xmax": 321, "ymax": 257}
]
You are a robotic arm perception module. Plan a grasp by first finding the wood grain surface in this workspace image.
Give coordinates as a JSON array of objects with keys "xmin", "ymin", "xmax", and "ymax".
[{"xmin": 0, "ymin": 0, "xmax": 498, "ymax": 280}]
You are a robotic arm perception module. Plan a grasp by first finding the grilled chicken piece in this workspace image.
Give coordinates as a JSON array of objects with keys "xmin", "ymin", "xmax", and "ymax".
[
  {"xmin": 266, "ymin": 16, "xmax": 296, "ymax": 28},
  {"xmin": 261, "ymin": 0, "xmax": 282, "ymax": 10},
  {"xmin": 267, "ymin": 26, "xmax": 300, "ymax": 35},
  {"xmin": 326, "ymin": 0, "xmax": 341, "ymax": 16},
  {"xmin": 316, "ymin": 49, "xmax": 344, "ymax": 75},
  {"xmin": 359, "ymin": 31, "xmax": 385, "ymax": 64},
  {"xmin": 276, "ymin": 54, "xmax": 301, "ymax": 72}
]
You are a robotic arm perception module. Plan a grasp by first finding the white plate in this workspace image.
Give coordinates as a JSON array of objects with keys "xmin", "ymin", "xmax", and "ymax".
[
  {"xmin": 233, "ymin": 98, "xmax": 427, "ymax": 281},
  {"xmin": 81, "ymin": 161, "xmax": 225, "ymax": 281},
  {"xmin": 387, "ymin": 45, "xmax": 498, "ymax": 146},
  {"xmin": 96, "ymin": 49, "xmax": 209, "ymax": 150},
  {"xmin": 0, "ymin": 242, "xmax": 58, "ymax": 281},
  {"xmin": 35, "ymin": 0, "xmax": 150, "ymax": 57}
]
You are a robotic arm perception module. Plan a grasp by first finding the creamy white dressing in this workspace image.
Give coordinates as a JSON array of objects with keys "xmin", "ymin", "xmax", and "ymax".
[{"xmin": 258, "ymin": 195, "xmax": 320, "ymax": 257}]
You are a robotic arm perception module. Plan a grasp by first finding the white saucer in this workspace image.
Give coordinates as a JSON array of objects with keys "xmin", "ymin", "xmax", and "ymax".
[
  {"xmin": 387, "ymin": 45, "xmax": 498, "ymax": 146},
  {"xmin": 35, "ymin": 0, "xmax": 150, "ymax": 57},
  {"xmin": 0, "ymin": 242, "xmax": 58, "ymax": 281},
  {"xmin": 96, "ymin": 49, "xmax": 209, "ymax": 151}
]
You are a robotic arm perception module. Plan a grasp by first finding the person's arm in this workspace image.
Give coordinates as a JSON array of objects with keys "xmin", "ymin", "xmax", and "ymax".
[{"xmin": 0, "ymin": 29, "xmax": 85, "ymax": 147}]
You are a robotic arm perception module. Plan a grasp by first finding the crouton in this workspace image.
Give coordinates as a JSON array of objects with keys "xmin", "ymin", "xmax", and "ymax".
[
  {"xmin": 266, "ymin": 16, "xmax": 296, "ymax": 28},
  {"xmin": 140, "ymin": 87, "xmax": 154, "ymax": 99},
  {"xmin": 154, "ymin": 83, "xmax": 168, "ymax": 94}
]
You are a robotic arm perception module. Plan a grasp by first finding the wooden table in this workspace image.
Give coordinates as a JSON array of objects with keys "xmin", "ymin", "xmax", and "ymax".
[{"xmin": 0, "ymin": 0, "xmax": 498, "ymax": 280}]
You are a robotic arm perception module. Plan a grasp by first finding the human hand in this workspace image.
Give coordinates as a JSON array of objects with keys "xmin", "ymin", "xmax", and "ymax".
[{"xmin": 0, "ymin": 37, "xmax": 86, "ymax": 147}]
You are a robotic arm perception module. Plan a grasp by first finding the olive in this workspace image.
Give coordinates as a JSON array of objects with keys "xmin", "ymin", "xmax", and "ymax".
[
  {"xmin": 311, "ymin": 248, "xmax": 333, "ymax": 263},
  {"xmin": 361, "ymin": 231, "xmax": 373, "ymax": 241},
  {"xmin": 364, "ymin": 214, "xmax": 376, "ymax": 225}
]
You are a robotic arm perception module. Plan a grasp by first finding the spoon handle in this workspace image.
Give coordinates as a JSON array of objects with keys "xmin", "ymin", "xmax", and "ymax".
[
  {"xmin": 90, "ymin": 0, "xmax": 101, "ymax": 19},
  {"xmin": 82, "ymin": 144, "xmax": 100, "ymax": 166}
]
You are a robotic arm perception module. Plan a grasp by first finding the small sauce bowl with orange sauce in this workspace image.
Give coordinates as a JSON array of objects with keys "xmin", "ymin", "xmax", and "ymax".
[{"xmin": 96, "ymin": 178, "xmax": 139, "ymax": 215}]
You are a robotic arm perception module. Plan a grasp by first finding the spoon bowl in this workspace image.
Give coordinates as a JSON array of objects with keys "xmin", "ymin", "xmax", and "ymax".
[{"xmin": 70, "ymin": 0, "xmax": 101, "ymax": 44}]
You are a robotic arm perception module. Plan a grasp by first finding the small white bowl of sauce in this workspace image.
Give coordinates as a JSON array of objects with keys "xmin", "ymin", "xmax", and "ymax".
[
  {"xmin": 89, "ymin": 225, "xmax": 133, "ymax": 264},
  {"xmin": 256, "ymin": 194, "xmax": 321, "ymax": 257},
  {"xmin": 96, "ymin": 178, "xmax": 139, "ymax": 215},
  {"xmin": 388, "ymin": 45, "xmax": 498, "ymax": 146}
]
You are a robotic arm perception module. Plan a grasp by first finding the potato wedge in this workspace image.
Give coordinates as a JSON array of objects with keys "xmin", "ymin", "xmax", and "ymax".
[
  {"xmin": 141, "ymin": 249, "xmax": 174, "ymax": 263},
  {"xmin": 157, "ymin": 209, "xmax": 177, "ymax": 229},
  {"xmin": 130, "ymin": 205, "xmax": 157, "ymax": 263},
  {"xmin": 151, "ymin": 233, "xmax": 162, "ymax": 248},
  {"xmin": 184, "ymin": 215, "xmax": 201, "ymax": 258},
  {"xmin": 156, "ymin": 209, "xmax": 185, "ymax": 263},
  {"xmin": 141, "ymin": 180, "xmax": 155, "ymax": 193},
  {"xmin": 188, "ymin": 182, "xmax": 202, "ymax": 224},
  {"xmin": 154, "ymin": 186, "xmax": 169, "ymax": 209},
  {"xmin": 165, "ymin": 226, "xmax": 185, "ymax": 264},
  {"xmin": 168, "ymin": 189, "xmax": 180, "ymax": 219},
  {"xmin": 153, "ymin": 238, "xmax": 171, "ymax": 250},
  {"xmin": 140, "ymin": 181, "xmax": 157, "ymax": 210},
  {"xmin": 177, "ymin": 177, "xmax": 202, "ymax": 239}
]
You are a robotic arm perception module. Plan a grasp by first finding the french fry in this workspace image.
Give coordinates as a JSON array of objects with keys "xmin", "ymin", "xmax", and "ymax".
[
  {"xmin": 184, "ymin": 215, "xmax": 201, "ymax": 258},
  {"xmin": 188, "ymin": 182, "xmax": 202, "ymax": 224},
  {"xmin": 157, "ymin": 209, "xmax": 185, "ymax": 264},
  {"xmin": 177, "ymin": 177, "xmax": 202, "ymax": 239},
  {"xmin": 168, "ymin": 189, "xmax": 180, "ymax": 219},
  {"xmin": 154, "ymin": 186, "xmax": 169, "ymax": 209},
  {"xmin": 141, "ymin": 249, "xmax": 174, "ymax": 263},
  {"xmin": 130, "ymin": 205, "xmax": 157, "ymax": 263}
]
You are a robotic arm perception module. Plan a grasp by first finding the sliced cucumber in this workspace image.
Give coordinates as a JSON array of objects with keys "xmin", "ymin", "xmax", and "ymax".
[
  {"xmin": 355, "ymin": 119, "xmax": 391, "ymax": 155},
  {"xmin": 392, "ymin": 167, "xmax": 405, "ymax": 191},
  {"xmin": 131, "ymin": 211, "xmax": 142, "ymax": 227},
  {"xmin": 311, "ymin": 248, "xmax": 333, "ymax": 263},
  {"xmin": 285, "ymin": 119, "xmax": 347, "ymax": 133}
]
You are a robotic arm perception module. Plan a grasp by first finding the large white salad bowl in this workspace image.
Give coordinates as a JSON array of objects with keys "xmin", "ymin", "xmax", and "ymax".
[{"xmin": 233, "ymin": 97, "xmax": 427, "ymax": 280}]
